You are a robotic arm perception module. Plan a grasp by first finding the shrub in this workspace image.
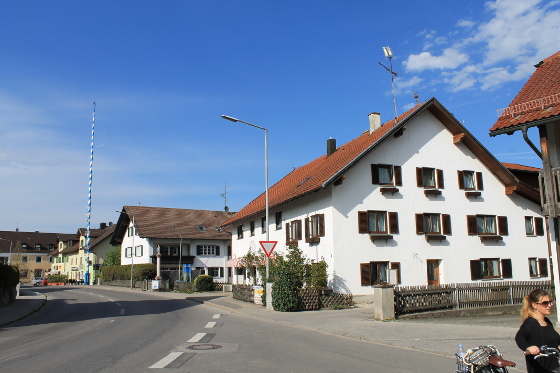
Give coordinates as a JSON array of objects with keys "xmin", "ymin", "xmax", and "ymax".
[
  {"xmin": 0, "ymin": 264, "xmax": 19, "ymax": 288},
  {"xmin": 194, "ymin": 275, "xmax": 214, "ymax": 292},
  {"xmin": 309, "ymin": 260, "xmax": 328, "ymax": 289},
  {"xmin": 271, "ymin": 266, "xmax": 299, "ymax": 312},
  {"xmin": 47, "ymin": 274, "xmax": 68, "ymax": 284},
  {"xmin": 100, "ymin": 264, "xmax": 156, "ymax": 281}
]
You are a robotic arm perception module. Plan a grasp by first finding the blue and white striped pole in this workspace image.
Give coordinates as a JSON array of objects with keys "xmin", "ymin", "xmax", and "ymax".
[{"xmin": 85, "ymin": 102, "xmax": 95, "ymax": 285}]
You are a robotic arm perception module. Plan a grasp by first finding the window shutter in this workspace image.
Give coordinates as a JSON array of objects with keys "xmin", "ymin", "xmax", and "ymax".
[
  {"xmin": 437, "ymin": 169, "xmax": 444, "ymax": 189},
  {"xmin": 297, "ymin": 220, "xmax": 302, "ymax": 240},
  {"xmin": 219, "ymin": 267, "xmax": 224, "ymax": 278},
  {"xmin": 415, "ymin": 214, "xmax": 424, "ymax": 234},
  {"xmin": 390, "ymin": 262, "xmax": 401, "ymax": 284},
  {"xmin": 467, "ymin": 215, "xmax": 477, "ymax": 235},
  {"xmin": 476, "ymin": 172, "xmax": 484, "ymax": 191},
  {"xmin": 371, "ymin": 164, "xmax": 380, "ymax": 184},
  {"xmin": 360, "ymin": 263, "xmax": 371, "ymax": 286},
  {"xmin": 501, "ymin": 259, "xmax": 513, "ymax": 279},
  {"xmin": 305, "ymin": 217, "xmax": 311, "ymax": 242},
  {"xmin": 215, "ymin": 246, "xmax": 220, "ymax": 256},
  {"xmin": 196, "ymin": 245, "xmax": 202, "ymax": 255},
  {"xmin": 416, "ymin": 167, "xmax": 423, "ymax": 187},
  {"xmin": 498, "ymin": 216, "xmax": 508, "ymax": 236},
  {"xmin": 394, "ymin": 166, "xmax": 402, "ymax": 186},
  {"xmin": 539, "ymin": 258, "xmax": 548, "ymax": 277},
  {"xmin": 535, "ymin": 217, "xmax": 544, "ymax": 236},
  {"xmin": 285, "ymin": 223, "xmax": 290, "ymax": 243},
  {"xmin": 457, "ymin": 171, "xmax": 465, "ymax": 190},
  {"xmin": 358, "ymin": 212, "xmax": 369, "ymax": 234},
  {"xmin": 389, "ymin": 212, "xmax": 399, "ymax": 234},
  {"xmin": 470, "ymin": 260, "xmax": 482, "ymax": 280},
  {"xmin": 442, "ymin": 214, "xmax": 452, "ymax": 235},
  {"xmin": 318, "ymin": 214, "xmax": 325, "ymax": 237}
]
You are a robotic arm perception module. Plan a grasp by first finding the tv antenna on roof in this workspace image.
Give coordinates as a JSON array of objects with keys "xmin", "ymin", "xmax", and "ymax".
[
  {"xmin": 378, "ymin": 46, "xmax": 398, "ymax": 122},
  {"xmin": 221, "ymin": 183, "xmax": 229, "ymax": 212}
]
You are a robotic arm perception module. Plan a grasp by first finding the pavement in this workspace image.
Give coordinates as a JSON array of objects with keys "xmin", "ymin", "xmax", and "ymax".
[{"xmin": 1, "ymin": 284, "xmax": 545, "ymax": 372}]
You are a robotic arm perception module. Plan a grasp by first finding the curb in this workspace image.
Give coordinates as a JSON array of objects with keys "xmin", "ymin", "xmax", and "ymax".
[{"xmin": 0, "ymin": 292, "xmax": 47, "ymax": 328}]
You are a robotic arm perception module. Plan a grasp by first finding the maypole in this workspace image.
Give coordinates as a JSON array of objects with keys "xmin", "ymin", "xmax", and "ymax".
[{"xmin": 85, "ymin": 102, "xmax": 96, "ymax": 285}]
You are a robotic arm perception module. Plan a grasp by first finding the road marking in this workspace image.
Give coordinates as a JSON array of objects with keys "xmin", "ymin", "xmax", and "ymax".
[
  {"xmin": 120, "ymin": 309, "xmax": 125, "ymax": 315},
  {"xmin": 212, "ymin": 314, "xmax": 220, "ymax": 319},
  {"xmin": 204, "ymin": 322, "xmax": 216, "ymax": 328},
  {"xmin": 187, "ymin": 333, "xmax": 206, "ymax": 343},
  {"xmin": 116, "ymin": 303, "xmax": 122, "ymax": 306},
  {"xmin": 149, "ymin": 352, "xmax": 183, "ymax": 369}
]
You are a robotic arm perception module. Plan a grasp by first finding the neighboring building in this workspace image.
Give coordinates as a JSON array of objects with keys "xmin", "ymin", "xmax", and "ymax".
[
  {"xmin": 223, "ymin": 97, "xmax": 548, "ymax": 295},
  {"xmin": 110, "ymin": 206, "xmax": 234, "ymax": 282},
  {"xmin": 0, "ymin": 230, "xmax": 61, "ymax": 282}
]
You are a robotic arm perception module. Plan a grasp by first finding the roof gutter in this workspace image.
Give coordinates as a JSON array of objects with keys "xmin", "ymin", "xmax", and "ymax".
[{"xmin": 489, "ymin": 115, "xmax": 560, "ymax": 137}]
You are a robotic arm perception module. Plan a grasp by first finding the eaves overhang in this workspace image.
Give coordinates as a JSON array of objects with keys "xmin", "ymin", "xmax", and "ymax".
[{"xmin": 489, "ymin": 115, "xmax": 560, "ymax": 137}]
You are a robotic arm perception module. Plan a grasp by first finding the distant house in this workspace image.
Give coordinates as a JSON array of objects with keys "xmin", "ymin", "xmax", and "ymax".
[
  {"xmin": 110, "ymin": 206, "xmax": 234, "ymax": 282},
  {"xmin": 223, "ymin": 97, "xmax": 548, "ymax": 295}
]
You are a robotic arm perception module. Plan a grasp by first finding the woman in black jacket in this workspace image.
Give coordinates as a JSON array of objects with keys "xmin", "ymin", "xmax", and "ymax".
[{"xmin": 515, "ymin": 289, "xmax": 560, "ymax": 373}]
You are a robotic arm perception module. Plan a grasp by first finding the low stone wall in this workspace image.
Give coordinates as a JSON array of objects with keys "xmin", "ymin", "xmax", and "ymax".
[{"xmin": 0, "ymin": 285, "xmax": 17, "ymax": 307}]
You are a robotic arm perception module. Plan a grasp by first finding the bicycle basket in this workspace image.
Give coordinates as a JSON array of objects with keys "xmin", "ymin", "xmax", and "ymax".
[{"xmin": 465, "ymin": 346, "xmax": 497, "ymax": 367}]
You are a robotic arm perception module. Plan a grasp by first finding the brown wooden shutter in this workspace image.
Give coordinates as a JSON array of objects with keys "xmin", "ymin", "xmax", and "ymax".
[
  {"xmin": 285, "ymin": 223, "xmax": 290, "ymax": 244},
  {"xmin": 297, "ymin": 219, "xmax": 302, "ymax": 240},
  {"xmin": 196, "ymin": 245, "xmax": 202, "ymax": 255},
  {"xmin": 535, "ymin": 217, "xmax": 544, "ymax": 236},
  {"xmin": 390, "ymin": 262, "xmax": 401, "ymax": 284},
  {"xmin": 389, "ymin": 212, "xmax": 399, "ymax": 234},
  {"xmin": 498, "ymin": 216, "xmax": 508, "ymax": 236},
  {"xmin": 371, "ymin": 164, "xmax": 379, "ymax": 184},
  {"xmin": 442, "ymin": 214, "xmax": 452, "ymax": 235},
  {"xmin": 360, "ymin": 263, "xmax": 371, "ymax": 286},
  {"xmin": 305, "ymin": 217, "xmax": 311, "ymax": 242},
  {"xmin": 437, "ymin": 169, "xmax": 444, "ymax": 189},
  {"xmin": 470, "ymin": 260, "xmax": 482, "ymax": 280},
  {"xmin": 394, "ymin": 166, "xmax": 402, "ymax": 186},
  {"xmin": 358, "ymin": 212, "xmax": 368, "ymax": 233},
  {"xmin": 467, "ymin": 215, "xmax": 477, "ymax": 235},
  {"xmin": 457, "ymin": 171, "xmax": 465, "ymax": 189},
  {"xmin": 416, "ymin": 167, "xmax": 423, "ymax": 187},
  {"xmin": 415, "ymin": 214, "xmax": 424, "ymax": 234},
  {"xmin": 318, "ymin": 214, "xmax": 325, "ymax": 237},
  {"xmin": 215, "ymin": 246, "xmax": 220, "ymax": 256},
  {"xmin": 539, "ymin": 258, "xmax": 549, "ymax": 277},
  {"xmin": 501, "ymin": 259, "xmax": 513, "ymax": 279},
  {"xmin": 476, "ymin": 172, "xmax": 484, "ymax": 191}
]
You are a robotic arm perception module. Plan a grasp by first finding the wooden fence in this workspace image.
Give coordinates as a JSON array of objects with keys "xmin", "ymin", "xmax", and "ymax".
[{"xmin": 394, "ymin": 280, "xmax": 553, "ymax": 316}]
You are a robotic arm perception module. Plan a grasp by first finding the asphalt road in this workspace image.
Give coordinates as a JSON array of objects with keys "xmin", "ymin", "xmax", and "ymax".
[{"xmin": 0, "ymin": 287, "xmax": 455, "ymax": 373}]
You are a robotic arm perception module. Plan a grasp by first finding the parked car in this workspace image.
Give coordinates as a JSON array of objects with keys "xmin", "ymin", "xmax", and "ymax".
[{"xmin": 31, "ymin": 277, "xmax": 46, "ymax": 286}]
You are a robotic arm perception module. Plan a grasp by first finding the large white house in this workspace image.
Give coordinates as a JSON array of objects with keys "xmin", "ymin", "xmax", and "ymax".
[
  {"xmin": 223, "ymin": 98, "xmax": 549, "ymax": 295},
  {"xmin": 111, "ymin": 206, "xmax": 234, "ymax": 282}
]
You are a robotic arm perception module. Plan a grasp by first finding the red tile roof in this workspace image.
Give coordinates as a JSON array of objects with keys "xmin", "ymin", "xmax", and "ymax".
[
  {"xmin": 501, "ymin": 162, "xmax": 541, "ymax": 172},
  {"xmin": 490, "ymin": 51, "xmax": 560, "ymax": 135}
]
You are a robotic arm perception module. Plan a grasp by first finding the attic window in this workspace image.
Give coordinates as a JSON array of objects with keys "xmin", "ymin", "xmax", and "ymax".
[
  {"xmin": 297, "ymin": 176, "xmax": 312, "ymax": 187},
  {"xmin": 197, "ymin": 225, "xmax": 207, "ymax": 231}
]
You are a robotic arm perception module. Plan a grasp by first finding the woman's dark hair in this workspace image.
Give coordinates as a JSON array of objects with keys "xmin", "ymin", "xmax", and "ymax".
[{"xmin": 521, "ymin": 288, "xmax": 550, "ymax": 321}]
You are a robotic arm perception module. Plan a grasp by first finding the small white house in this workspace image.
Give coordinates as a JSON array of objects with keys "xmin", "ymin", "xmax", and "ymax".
[
  {"xmin": 223, "ymin": 98, "xmax": 549, "ymax": 295},
  {"xmin": 111, "ymin": 206, "xmax": 234, "ymax": 282}
]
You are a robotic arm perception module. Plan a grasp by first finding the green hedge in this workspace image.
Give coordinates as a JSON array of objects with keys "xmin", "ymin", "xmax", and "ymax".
[
  {"xmin": 47, "ymin": 274, "xmax": 68, "ymax": 283},
  {"xmin": 0, "ymin": 264, "xmax": 19, "ymax": 288},
  {"xmin": 100, "ymin": 264, "xmax": 156, "ymax": 281},
  {"xmin": 194, "ymin": 275, "xmax": 214, "ymax": 292}
]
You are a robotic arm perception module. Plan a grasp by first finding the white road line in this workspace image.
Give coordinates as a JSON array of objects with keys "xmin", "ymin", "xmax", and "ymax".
[
  {"xmin": 187, "ymin": 333, "xmax": 206, "ymax": 343},
  {"xmin": 204, "ymin": 322, "xmax": 216, "ymax": 328},
  {"xmin": 212, "ymin": 314, "xmax": 220, "ymax": 319},
  {"xmin": 149, "ymin": 352, "xmax": 183, "ymax": 369},
  {"xmin": 120, "ymin": 309, "xmax": 125, "ymax": 315},
  {"xmin": 116, "ymin": 303, "xmax": 122, "ymax": 306}
]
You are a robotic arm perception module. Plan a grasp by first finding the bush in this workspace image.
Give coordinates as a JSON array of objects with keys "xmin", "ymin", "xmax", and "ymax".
[
  {"xmin": 100, "ymin": 264, "xmax": 156, "ymax": 281},
  {"xmin": 47, "ymin": 274, "xmax": 68, "ymax": 284},
  {"xmin": 194, "ymin": 275, "xmax": 214, "ymax": 292},
  {"xmin": 0, "ymin": 264, "xmax": 19, "ymax": 288},
  {"xmin": 271, "ymin": 266, "xmax": 299, "ymax": 312}
]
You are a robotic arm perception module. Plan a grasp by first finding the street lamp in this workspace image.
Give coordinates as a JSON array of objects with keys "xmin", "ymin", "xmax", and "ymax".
[
  {"xmin": 221, "ymin": 115, "xmax": 270, "ymax": 279},
  {"xmin": 117, "ymin": 210, "xmax": 135, "ymax": 289},
  {"xmin": 0, "ymin": 238, "xmax": 12, "ymax": 265},
  {"xmin": 172, "ymin": 227, "xmax": 183, "ymax": 281}
]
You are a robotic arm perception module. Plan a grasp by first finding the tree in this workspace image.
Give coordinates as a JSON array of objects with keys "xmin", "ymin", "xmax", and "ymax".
[{"xmin": 104, "ymin": 246, "xmax": 121, "ymax": 266}]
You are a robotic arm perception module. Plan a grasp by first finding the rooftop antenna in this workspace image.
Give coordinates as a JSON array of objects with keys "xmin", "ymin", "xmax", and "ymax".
[
  {"xmin": 414, "ymin": 90, "xmax": 419, "ymax": 105},
  {"xmin": 221, "ymin": 183, "xmax": 229, "ymax": 212},
  {"xmin": 378, "ymin": 46, "xmax": 398, "ymax": 122},
  {"xmin": 85, "ymin": 101, "xmax": 96, "ymax": 286}
]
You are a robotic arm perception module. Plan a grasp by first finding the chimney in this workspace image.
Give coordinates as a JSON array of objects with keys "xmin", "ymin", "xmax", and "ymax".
[
  {"xmin": 369, "ymin": 112, "xmax": 381, "ymax": 134},
  {"xmin": 327, "ymin": 138, "xmax": 336, "ymax": 156},
  {"xmin": 100, "ymin": 222, "xmax": 107, "ymax": 229}
]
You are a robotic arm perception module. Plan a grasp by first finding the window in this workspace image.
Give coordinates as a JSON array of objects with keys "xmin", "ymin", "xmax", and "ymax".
[
  {"xmin": 467, "ymin": 215, "xmax": 508, "ymax": 236},
  {"xmin": 358, "ymin": 211, "xmax": 399, "ymax": 235},
  {"xmin": 22, "ymin": 256, "xmax": 28, "ymax": 263},
  {"xmin": 250, "ymin": 220, "xmax": 255, "ymax": 236},
  {"xmin": 135, "ymin": 245, "xmax": 143, "ymax": 257},
  {"xmin": 196, "ymin": 225, "xmax": 206, "ymax": 231},
  {"xmin": 237, "ymin": 225, "xmax": 243, "ymax": 239},
  {"xmin": 0, "ymin": 257, "xmax": 8, "ymax": 265},
  {"xmin": 415, "ymin": 213, "xmax": 451, "ymax": 235},
  {"xmin": 416, "ymin": 167, "xmax": 444, "ymax": 188},
  {"xmin": 458, "ymin": 170, "xmax": 483, "ymax": 190},
  {"xmin": 207, "ymin": 267, "xmax": 224, "ymax": 278},
  {"xmin": 286, "ymin": 219, "xmax": 302, "ymax": 245},
  {"xmin": 22, "ymin": 243, "xmax": 28, "ymax": 249},
  {"xmin": 529, "ymin": 258, "xmax": 549, "ymax": 277},
  {"xmin": 35, "ymin": 244, "xmax": 42, "ymax": 250},
  {"xmin": 128, "ymin": 226, "xmax": 135, "ymax": 237},
  {"xmin": 525, "ymin": 217, "xmax": 545, "ymax": 236},
  {"xmin": 196, "ymin": 245, "xmax": 220, "ymax": 256},
  {"xmin": 159, "ymin": 246, "xmax": 178, "ymax": 256},
  {"xmin": 360, "ymin": 261, "xmax": 401, "ymax": 285},
  {"xmin": 261, "ymin": 216, "xmax": 267, "ymax": 234},
  {"xmin": 275, "ymin": 211, "xmax": 282, "ymax": 230},
  {"xmin": 36, "ymin": 256, "xmax": 41, "ymax": 263},
  {"xmin": 305, "ymin": 214, "xmax": 325, "ymax": 243},
  {"xmin": 470, "ymin": 258, "xmax": 512, "ymax": 279},
  {"xmin": 20, "ymin": 270, "xmax": 28, "ymax": 278},
  {"xmin": 371, "ymin": 164, "xmax": 402, "ymax": 186},
  {"xmin": 125, "ymin": 247, "xmax": 132, "ymax": 257}
]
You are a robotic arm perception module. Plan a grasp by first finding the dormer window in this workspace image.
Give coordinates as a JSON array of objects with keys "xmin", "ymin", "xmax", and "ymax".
[
  {"xmin": 196, "ymin": 225, "xmax": 206, "ymax": 231},
  {"xmin": 35, "ymin": 244, "xmax": 42, "ymax": 250}
]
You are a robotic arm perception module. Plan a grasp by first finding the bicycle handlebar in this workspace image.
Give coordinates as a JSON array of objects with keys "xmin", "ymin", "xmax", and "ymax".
[{"xmin": 533, "ymin": 346, "xmax": 560, "ymax": 359}]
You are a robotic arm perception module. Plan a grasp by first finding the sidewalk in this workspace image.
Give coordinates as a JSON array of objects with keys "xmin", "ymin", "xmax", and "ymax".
[{"xmin": 0, "ymin": 285, "xmax": 531, "ymax": 371}]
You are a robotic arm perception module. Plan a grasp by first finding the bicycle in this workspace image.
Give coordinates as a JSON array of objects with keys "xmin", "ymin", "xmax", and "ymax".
[{"xmin": 457, "ymin": 345, "xmax": 516, "ymax": 373}]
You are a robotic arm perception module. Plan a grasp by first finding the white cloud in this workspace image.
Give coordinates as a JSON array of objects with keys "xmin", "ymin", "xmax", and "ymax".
[
  {"xmin": 457, "ymin": 19, "xmax": 475, "ymax": 28},
  {"xmin": 395, "ymin": 75, "xmax": 424, "ymax": 90},
  {"xmin": 404, "ymin": 48, "xmax": 469, "ymax": 72}
]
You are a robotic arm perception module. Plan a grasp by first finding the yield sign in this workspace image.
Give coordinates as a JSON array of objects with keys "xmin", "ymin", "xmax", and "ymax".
[{"xmin": 259, "ymin": 241, "xmax": 278, "ymax": 258}]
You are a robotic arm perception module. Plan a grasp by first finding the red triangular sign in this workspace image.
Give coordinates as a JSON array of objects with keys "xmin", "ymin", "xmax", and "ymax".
[{"xmin": 259, "ymin": 241, "xmax": 278, "ymax": 258}]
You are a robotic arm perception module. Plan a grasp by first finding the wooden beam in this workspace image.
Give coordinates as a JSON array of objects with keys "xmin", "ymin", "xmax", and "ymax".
[
  {"xmin": 453, "ymin": 133, "xmax": 465, "ymax": 144},
  {"xmin": 505, "ymin": 186, "xmax": 517, "ymax": 194}
]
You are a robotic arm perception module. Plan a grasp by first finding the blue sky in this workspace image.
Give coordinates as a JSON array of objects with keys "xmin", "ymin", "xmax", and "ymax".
[{"xmin": 1, "ymin": 0, "xmax": 559, "ymax": 233}]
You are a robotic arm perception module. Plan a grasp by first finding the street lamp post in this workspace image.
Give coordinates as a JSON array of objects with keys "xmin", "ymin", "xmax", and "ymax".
[
  {"xmin": 117, "ymin": 210, "xmax": 135, "ymax": 289},
  {"xmin": 221, "ymin": 115, "xmax": 270, "ymax": 279},
  {"xmin": 172, "ymin": 227, "xmax": 183, "ymax": 281},
  {"xmin": 0, "ymin": 238, "xmax": 12, "ymax": 265}
]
